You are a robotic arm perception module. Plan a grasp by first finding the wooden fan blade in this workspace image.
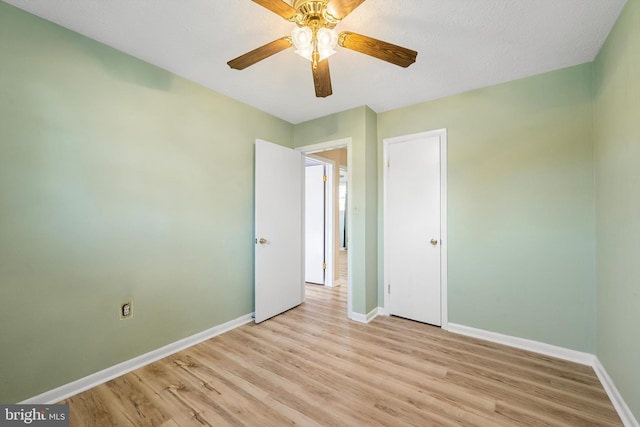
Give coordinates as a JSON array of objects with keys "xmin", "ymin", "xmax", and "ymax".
[
  {"xmin": 338, "ymin": 31, "xmax": 417, "ymax": 68},
  {"xmin": 228, "ymin": 37, "xmax": 292, "ymax": 70},
  {"xmin": 312, "ymin": 59, "xmax": 332, "ymax": 98},
  {"xmin": 251, "ymin": 0, "xmax": 298, "ymax": 20},
  {"xmin": 326, "ymin": 0, "xmax": 366, "ymax": 20}
]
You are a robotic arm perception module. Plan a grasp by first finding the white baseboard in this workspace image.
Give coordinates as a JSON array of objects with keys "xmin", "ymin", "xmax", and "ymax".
[
  {"xmin": 593, "ymin": 359, "xmax": 639, "ymax": 427},
  {"xmin": 20, "ymin": 313, "xmax": 254, "ymax": 404},
  {"xmin": 447, "ymin": 323, "xmax": 596, "ymax": 366},
  {"xmin": 350, "ymin": 307, "xmax": 380, "ymax": 324},
  {"xmin": 448, "ymin": 323, "xmax": 638, "ymax": 427}
]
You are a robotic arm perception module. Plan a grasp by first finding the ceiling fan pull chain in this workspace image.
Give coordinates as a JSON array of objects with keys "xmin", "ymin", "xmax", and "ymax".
[{"xmin": 312, "ymin": 42, "xmax": 320, "ymax": 70}]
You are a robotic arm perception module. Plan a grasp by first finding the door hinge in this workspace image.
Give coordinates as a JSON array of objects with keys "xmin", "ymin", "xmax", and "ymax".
[
  {"xmin": 322, "ymin": 263, "xmax": 327, "ymax": 270},
  {"xmin": 388, "ymin": 284, "xmax": 391, "ymax": 293},
  {"xmin": 387, "ymin": 158, "xmax": 390, "ymax": 168},
  {"xmin": 323, "ymin": 175, "xmax": 328, "ymax": 182}
]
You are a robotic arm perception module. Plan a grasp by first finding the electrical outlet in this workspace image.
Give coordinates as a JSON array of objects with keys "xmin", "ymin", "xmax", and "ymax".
[{"xmin": 120, "ymin": 301, "xmax": 133, "ymax": 319}]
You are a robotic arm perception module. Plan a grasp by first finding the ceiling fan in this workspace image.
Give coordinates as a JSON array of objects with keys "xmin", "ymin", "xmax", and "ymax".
[{"xmin": 227, "ymin": 0, "xmax": 418, "ymax": 98}]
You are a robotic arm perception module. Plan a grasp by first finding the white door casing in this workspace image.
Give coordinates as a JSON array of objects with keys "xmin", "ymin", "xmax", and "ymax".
[
  {"xmin": 384, "ymin": 130, "xmax": 448, "ymax": 328},
  {"xmin": 254, "ymin": 140, "xmax": 304, "ymax": 323},
  {"xmin": 305, "ymin": 163, "xmax": 326, "ymax": 284}
]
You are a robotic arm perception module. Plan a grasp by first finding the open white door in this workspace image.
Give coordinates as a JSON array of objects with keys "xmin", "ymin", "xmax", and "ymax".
[{"xmin": 255, "ymin": 139, "xmax": 304, "ymax": 323}]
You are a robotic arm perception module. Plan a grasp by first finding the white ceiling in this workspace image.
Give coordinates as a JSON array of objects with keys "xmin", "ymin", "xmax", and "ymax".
[{"xmin": 3, "ymin": 0, "xmax": 627, "ymax": 124}]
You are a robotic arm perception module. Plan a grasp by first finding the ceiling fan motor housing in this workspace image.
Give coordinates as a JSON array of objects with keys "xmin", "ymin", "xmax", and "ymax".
[{"xmin": 292, "ymin": 0, "xmax": 339, "ymax": 28}]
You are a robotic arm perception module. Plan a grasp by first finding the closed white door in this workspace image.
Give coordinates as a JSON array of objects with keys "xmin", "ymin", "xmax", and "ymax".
[
  {"xmin": 386, "ymin": 135, "xmax": 441, "ymax": 325},
  {"xmin": 305, "ymin": 163, "xmax": 326, "ymax": 284},
  {"xmin": 254, "ymin": 140, "xmax": 304, "ymax": 323}
]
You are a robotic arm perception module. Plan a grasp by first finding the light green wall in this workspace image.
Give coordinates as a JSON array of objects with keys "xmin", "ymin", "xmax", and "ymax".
[
  {"xmin": 0, "ymin": 2, "xmax": 293, "ymax": 403},
  {"xmin": 594, "ymin": 0, "xmax": 640, "ymax": 419},
  {"xmin": 293, "ymin": 107, "xmax": 379, "ymax": 314},
  {"xmin": 378, "ymin": 64, "xmax": 596, "ymax": 353}
]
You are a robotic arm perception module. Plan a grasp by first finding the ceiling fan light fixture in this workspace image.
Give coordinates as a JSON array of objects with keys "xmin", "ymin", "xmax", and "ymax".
[{"xmin": 291, "ymin": 25, "xmax": 337, "ymax": 62}]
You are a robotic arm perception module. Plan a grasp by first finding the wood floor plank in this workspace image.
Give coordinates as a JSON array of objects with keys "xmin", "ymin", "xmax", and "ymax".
[
  {"xmin": 281, "ymin": 306, "xmax": 614, "ymax": 420},
  {"xmin": 175, "ymin": 349, "xmax": 318, "ymax": 426},
  {"xmin": 227, "ymin": 328, "xmax": 475, "ymax": 426},
  {"xmin": 200, "ymin": 339, "xmax": 370, "ymax": 426},
  {"xmin": 261, "ymin": 315, "xmax": 499, "ymax": 416},
  {"xmin": 59, "ymin": 283, "xmax": 623, "ymax": 426}
]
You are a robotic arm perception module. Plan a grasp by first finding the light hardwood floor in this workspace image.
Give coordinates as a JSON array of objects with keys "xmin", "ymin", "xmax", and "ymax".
[{"xmin": 61, "ymin": 283, "xmax": 622, "ymax": 426}]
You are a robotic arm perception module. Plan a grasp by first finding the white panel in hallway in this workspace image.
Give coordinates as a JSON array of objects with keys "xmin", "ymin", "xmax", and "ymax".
[{"xmin": 305, "ymin": 163, "xmax": 326, "ymax": 284}]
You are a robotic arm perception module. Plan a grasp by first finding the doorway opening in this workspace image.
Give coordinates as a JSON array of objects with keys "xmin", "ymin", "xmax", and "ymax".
[{"xmin": 298, "ymin": 138, "xmax": 352, "ymax": 317}]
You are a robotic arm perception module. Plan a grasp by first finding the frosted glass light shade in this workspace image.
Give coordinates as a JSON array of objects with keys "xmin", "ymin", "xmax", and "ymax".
[
  {"xmin": 291, "ymin": 26, "xmax": 313, "ymax": 60},
  {"xmin": 317, "ymin": 28, "xmax": 338, "ymax": 60}
]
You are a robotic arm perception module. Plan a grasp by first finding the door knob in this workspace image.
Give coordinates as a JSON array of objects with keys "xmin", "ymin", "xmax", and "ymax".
[
  {"xmin": 258, "ymin": 238, "xmax": 268, "ymax": 244},
  {"xmin": 430, "ymin": 239, "xmax": 438, "ymax": 246}
]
